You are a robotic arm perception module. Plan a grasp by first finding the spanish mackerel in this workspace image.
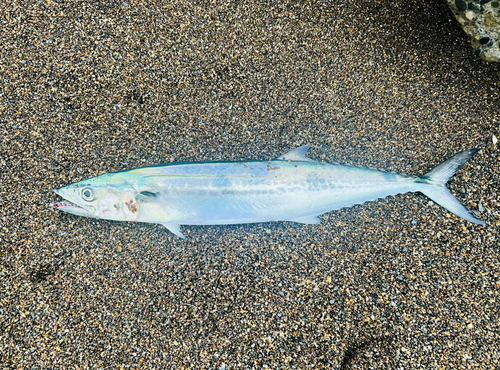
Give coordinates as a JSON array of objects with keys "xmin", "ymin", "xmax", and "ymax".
[{"xmin": 52, "ymin": 146, "xmax": 485, "ymax": 238}]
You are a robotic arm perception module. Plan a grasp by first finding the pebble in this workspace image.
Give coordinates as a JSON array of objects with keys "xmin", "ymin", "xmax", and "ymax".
[
  {"xmin": 1, "ymin": 0, "xmax": 499, "ymax": 368},
  {"xmin": 446, "ymin": 0, "xmax": 500, "ymax": 61}
]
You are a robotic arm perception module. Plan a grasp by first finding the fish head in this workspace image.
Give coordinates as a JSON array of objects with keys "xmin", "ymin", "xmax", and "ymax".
[{"xmin": 52, "ymin": 174, "xmax": 142, "ymax": 221}]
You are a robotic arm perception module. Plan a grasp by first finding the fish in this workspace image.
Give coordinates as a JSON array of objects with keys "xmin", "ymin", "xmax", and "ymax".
[{"xmin": 52, "ymin": 146, "xmax": 485, "ymax": 238}]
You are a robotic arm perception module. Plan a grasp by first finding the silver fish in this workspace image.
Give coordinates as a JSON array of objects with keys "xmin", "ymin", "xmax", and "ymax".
[{"xmin": 52, "ymin": 146, "xmax": 485, "ymax": 238}]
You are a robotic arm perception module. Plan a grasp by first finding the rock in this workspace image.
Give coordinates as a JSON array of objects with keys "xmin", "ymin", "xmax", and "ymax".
[{"xmin": 446, "ymin": 0, "xmax": 500, "ymax": 62}]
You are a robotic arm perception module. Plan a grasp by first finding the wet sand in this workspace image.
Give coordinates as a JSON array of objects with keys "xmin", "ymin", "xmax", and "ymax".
[{"xmin": 1, "ymin": 0, "xmax": 499, "ymax": 368}]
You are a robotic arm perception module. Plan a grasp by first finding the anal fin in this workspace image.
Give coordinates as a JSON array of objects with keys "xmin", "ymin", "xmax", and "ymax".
[
  {"xmin": 289, "ymin": 215, "xmax": 322, "ymax": 225},
  {"xmin": 162, "ymin": 223, "xmax": 185, "ymax": 239}
]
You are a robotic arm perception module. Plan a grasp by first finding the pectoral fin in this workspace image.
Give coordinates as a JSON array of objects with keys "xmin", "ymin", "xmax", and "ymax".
[
  {"xmin": 290, "ymin": 215, "xmax": 322, "ymax": 224},
  {"xmin": 162, "ymin": 223, "xmax": 185, "ymax": 239},
  {"xmin": 136, "ymin": 190, "xmax": 161, "ymax": 202}
]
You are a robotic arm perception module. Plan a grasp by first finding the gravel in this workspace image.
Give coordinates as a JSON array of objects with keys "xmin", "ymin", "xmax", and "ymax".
[{"xmin": 1, "ymin": 0, "xmax": 499, "ymax": 368}]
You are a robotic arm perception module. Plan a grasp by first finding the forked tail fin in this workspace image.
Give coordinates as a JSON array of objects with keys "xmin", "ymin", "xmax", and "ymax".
[{"xmin": 417, "ymin": 149, "xmax": 485, "ymax": 225}]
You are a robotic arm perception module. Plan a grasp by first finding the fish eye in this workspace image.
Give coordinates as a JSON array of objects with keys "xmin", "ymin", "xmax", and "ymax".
[{"xmin": 81, "ymin": 188, "xmax": 94, "ymax": 201}]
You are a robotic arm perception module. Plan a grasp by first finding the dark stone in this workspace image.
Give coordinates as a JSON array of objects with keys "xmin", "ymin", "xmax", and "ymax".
[
  {"xmin": 479, "ymin": 37, "xmax": 490, "ymax": 44},
  {"xmin": 480, "ymin": 0, "xmax": 491, "ymax": 4},
  {"xmin": 456, "ymin": 0, "xmax": 467, "ymax": 11},
  {"xmin": 492, "ymin": 1, "xmax": 499, "ymax": 7},
  {"xmin": 468, "ymin": 2, "xmax": 481, "ymax": 10}
]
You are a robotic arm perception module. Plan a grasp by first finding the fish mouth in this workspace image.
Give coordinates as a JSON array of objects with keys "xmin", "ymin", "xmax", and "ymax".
[
  {"xmin": 51, "ymin": 200, "xmax": 88, "ymax": 211},
  {"xmin": 52, "ymin": 189, "xmax": 96, "ymax": 218}
]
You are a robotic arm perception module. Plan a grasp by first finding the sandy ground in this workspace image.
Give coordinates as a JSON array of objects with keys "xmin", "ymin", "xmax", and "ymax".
[{"xmin": 1, "ymin": 0, "xmax": 499, "ymax": 368}]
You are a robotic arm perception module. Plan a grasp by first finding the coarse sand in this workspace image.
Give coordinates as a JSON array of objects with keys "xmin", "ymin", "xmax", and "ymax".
[{"xmin": 1, "ymin": 0, "xmax": 499, "ymax": 368}]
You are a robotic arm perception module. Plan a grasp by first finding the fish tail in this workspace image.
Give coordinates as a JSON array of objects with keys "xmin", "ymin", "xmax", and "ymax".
[{"xmin": 417, "ymin": 149, "xmax": 485, "ymax": 225}]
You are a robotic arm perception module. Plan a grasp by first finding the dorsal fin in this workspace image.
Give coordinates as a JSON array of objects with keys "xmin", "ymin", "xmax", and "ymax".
[{"xmin": 277, "ymin": 145, "xmax": 314, "ymax": 162}]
